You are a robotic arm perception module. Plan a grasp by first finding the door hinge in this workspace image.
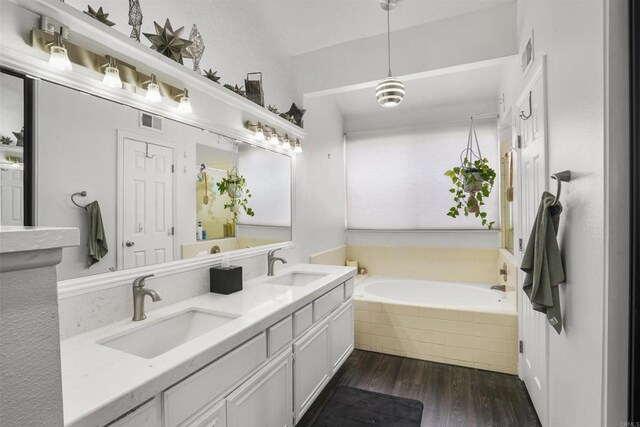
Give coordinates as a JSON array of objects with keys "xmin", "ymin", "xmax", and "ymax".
[
  {"xmin": 169, "ymin": 226, "xmax": 174, "ymax": 236},
  {"xmin": 518, "ymin": 238, "xmax": 524, "ymax": 251},
  {"xmin": 171, "ymin": 164, "xmax": 175, "ymax": 173},
  {"xmin": 517, "ymin": 135, "xmax": 522, "ymax": 149},
  {"xmin": 519, "ymin": 340, "xmax": 524, "ymax": 354}
]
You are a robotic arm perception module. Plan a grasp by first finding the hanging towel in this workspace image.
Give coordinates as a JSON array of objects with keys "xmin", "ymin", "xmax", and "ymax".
[
  {"xmin": 85, "ymin": 201, "xmax": 108, "ymax": 266},
  {"xmin": 520, "ymin": 191, "xmax": 565, "ymax": 334}
]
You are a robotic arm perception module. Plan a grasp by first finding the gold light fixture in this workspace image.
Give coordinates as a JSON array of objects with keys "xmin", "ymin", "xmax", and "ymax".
[
  {"xmin": 102, "ymin": 56, "xmax": 122, "ymax": 88},
  {"xmin": 47, "ymin": 28, "xmax": 72, "ymax": 71},
  {"xmin": 144, "ymin": 73, "xmax": 162, "ymax": 103},
  {"xmin": 176, "ymin": 88, "xmax": 192, "ymax": 113}
]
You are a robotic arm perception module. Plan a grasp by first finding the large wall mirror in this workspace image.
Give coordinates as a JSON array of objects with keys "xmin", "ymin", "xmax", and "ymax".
[
  {"xmin": 16, "ymin": 77, "xmax": 291, "ymax": 281},
  {"xmin": 0, "ymin": 69, "xmax": 33, "ymax": 226}
]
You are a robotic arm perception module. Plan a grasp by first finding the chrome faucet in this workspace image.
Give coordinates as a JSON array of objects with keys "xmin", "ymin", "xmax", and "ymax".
[
  {"xmin": 132, "ymin": 274, "xmax": 161, "ymax": 321},
  {"xmin": 491, "ymin": 284, "xmax": 507, "ymax": 292},
  {"xmin": 267, "ymin": 249, "xmax": 287, "ymax": 276}
]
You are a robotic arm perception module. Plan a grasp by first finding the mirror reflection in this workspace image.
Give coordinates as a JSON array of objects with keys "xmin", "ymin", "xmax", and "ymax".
[
  {"xmin": 0, "ymin": 71, "xmax": 26, "ymax": 226},
  {"xmin": 33, "ymin": 80, "xmax": 291, "ymax": 280}
]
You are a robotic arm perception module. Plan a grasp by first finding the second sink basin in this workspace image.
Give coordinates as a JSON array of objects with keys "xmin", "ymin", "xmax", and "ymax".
[
  {"xmin": 98, "ymin": 309, "xmax": 239, "ymax": 359},
  {"xmin": 266, "ymin": 271, "xmax": 328, "ymax": 287}
]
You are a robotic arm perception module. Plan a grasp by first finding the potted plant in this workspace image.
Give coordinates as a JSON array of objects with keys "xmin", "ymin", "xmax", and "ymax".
[
  {"xmin": 216, "ymin": 169, "xmax": 255, "ymax": 223},
  {"xmin": 444, "ymin": 118, "xmax": 497, "ymax": 229}
]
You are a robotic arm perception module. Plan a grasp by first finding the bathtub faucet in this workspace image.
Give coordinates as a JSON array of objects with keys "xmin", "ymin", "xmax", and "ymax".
[{"xmin": 491, "ymin": 284, "xmax": 506, "ymax": 292}]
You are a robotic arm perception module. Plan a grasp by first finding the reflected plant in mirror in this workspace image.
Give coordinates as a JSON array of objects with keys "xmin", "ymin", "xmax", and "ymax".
[{"xmin": 216, "ymin": 169, "xmax": 255, "ymax": 223}]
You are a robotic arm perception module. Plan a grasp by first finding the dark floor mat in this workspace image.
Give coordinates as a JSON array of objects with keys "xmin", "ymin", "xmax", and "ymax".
[{"xmin": 311, "ymin": 385, "xmax": 424, "ymax": 427}]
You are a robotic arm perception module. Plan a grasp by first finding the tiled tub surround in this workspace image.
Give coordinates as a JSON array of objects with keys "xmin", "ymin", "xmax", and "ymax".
[
  {"xmin": 59, "ymin": 263, "xmax": 356, "ymax": 426},
  {"xmin": 354, "ymin": 277, "xmax": 518, "ymax": 374}
]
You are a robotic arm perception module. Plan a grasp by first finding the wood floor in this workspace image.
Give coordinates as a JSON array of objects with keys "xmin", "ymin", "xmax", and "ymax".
[{"xmin": 297, "ymin": 350, "xmax": 541, "ymax": 427}]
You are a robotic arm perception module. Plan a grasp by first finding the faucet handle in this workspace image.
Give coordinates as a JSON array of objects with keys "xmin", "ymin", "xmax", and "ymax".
[{"xmin": 133, "ymin": 274, "xmax": 155, "ymax": 288}]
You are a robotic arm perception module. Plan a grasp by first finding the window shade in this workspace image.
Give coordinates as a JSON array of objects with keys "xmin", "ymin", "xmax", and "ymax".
[{"xmin": 345, "ymin": 119, "xmax": 499, "ymax": 230}]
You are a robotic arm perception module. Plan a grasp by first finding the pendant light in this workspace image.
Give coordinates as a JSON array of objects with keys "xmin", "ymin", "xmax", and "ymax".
[{"xmin": 376, "ymin": 1, "xmax": 404, "ymax": 107}]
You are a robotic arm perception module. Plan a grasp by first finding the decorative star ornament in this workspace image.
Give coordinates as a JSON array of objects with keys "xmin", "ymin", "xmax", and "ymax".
[
  {"xmin": 224, "ymin": 84, "xmax": 245, "ymax": 97},
  {"xmin": 128, "ymin": 0, "xmax": 143, "ymax": 41},
  {"xmin": 279, "ymin": 113, "xmax": 297, "ymax": 124},
  {"xmin": 267, "ymin": 105, "xmax": 279, "ymax": 114},
  {"xmin": 12, "ymin": 127, "xmax": 24, "ymax": 147},
  {"xmin": 187, "ymin": 24, "xmax": 205, "ymax": 72},
  {"xmin": 203, "ymin": 69, "xmax": 221, "ymax": 83},
  {"xmin": 84, "ymin": 6, "xmax": 116, "ymax": 27},
  {"xmin": 144, "ymin": 19, "xmax": 193, "ymax": 64},
  {"xmin": 283, "ymin": 103, "xmax": 306, "ymax": 127},
  {"xmin": 1, "ymin": 136, "xmax": 12, "ymax": 145}
]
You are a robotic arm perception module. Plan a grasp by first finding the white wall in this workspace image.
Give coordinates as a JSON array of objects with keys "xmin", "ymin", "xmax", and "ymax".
[
  {"xmin": 517, "ymin": 0, "xmax": 628, "ymax": 424},
  {"xmin": 64, "ymin": 0, "xmax": 298, "ymax": 108},
  {"xmin": 292, "ymin": 3, "xmax": 517, "ymax": 96},
  {"xmin": 285, "ymin": 95, "xmax": 346, "ymax": 263}
]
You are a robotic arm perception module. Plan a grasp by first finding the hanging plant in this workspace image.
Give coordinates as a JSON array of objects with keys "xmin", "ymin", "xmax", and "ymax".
[
  {"xmin": 444, "ymin": 118, "xmax": 496, "ymax": 229},
  {"xmin": 216, "ymin": 169, "xmax": 254, "ymax": 223}
]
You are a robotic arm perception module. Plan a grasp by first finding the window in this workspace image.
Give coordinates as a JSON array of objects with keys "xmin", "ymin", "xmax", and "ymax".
[{"xmin": 345, "ymin": 119, "xmax": 499, "ymax": 230}]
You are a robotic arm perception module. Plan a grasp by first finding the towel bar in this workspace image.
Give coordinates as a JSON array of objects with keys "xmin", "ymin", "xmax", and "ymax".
[
  {"xmin": 551, "ymin": 171, "xmax": 571, "ymax": 206},
  {"xmin": 71, "ymin": 191, "xmax": 88, "ymax": 209}
]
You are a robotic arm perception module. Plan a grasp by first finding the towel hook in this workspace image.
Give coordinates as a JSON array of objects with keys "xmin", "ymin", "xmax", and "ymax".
[
  {"xmin": 550, "ymin": 171, "xmax": 571, "ymax": 206},
  {"xmin": 519, "ymin": 91, "xmax": 533, "ymax": 121},
  {"xmin": 71, "ymin": 191, "xmax": 88, "ymax": 209}
]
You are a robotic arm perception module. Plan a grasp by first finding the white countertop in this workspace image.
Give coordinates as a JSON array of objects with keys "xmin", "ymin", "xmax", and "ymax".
[
  {"xmin": 0, "ymin": 226, "xmax": 79, "ymax": 253},
  {"xmin": 61, "ymin": 263, "xmax": 356, "ymax": 427}
]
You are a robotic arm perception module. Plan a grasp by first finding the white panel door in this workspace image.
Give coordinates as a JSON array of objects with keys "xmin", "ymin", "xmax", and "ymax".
[
  {"xmin": 517, "ymin": 61, "xmax": 548, "ymax": 426},
  {"xmin": 226, "ymin": 348, "xmax": 293, "ymax": 427},
  {"xmin": 0, "ymin": 168, "xmax": 23, "ymax": 225},
  {"xmin": 293, "ymin": 318, "xmax": 331, "ymax": 423},
  {"xmin": 122, "ymin": 138, "xmax": 174, "ymax": 269}
]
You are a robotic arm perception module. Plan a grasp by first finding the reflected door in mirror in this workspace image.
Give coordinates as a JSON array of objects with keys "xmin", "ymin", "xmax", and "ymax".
[
  {"xmin": 0, "ymin": 168, "xmax": 23, "ymax": 225},
  {"xmin": 122, "ymin": 139, "xmax": 174, "ymax": 269}
]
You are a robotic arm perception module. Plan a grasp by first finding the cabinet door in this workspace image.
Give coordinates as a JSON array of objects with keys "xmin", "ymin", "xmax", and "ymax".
[
  {"xmin": 293, "ymin": 318, "xmax": 331, "ymax": 422},
  {"xmin": 185, "ymin": 399, "xmax": 226, "ymax": 427},
  {"xmin": 226, "ymin": 349, "xmax": 293, "ymax": 427},
  {"xmin": 110, "ymin": 396, "xmax": 162, "ymax": 427},
  {"xmin": 330, "ymin": 300, "xmax": 354, "ymax": 374}
]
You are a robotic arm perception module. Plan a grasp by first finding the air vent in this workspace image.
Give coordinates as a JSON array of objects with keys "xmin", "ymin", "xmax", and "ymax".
[{"xmin": 140, "ymin": 112, "xmax": 163, "ymax": 132}]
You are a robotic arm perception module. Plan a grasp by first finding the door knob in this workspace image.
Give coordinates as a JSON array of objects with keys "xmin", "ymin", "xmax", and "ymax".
[{"xmin": 125, "ymin": 241, "xmax": 135, "ymax": 247}]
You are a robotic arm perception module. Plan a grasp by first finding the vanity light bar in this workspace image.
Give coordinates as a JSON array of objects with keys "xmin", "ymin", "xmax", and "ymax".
[{"xmin": 31, "ymin": 25, "xmax": 193, "ymax": 113}]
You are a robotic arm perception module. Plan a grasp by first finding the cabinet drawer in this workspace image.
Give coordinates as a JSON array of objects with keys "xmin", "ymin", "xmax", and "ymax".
[
  {"xmin": 293, "ymin": 304, "xmax": 313, "ymax": 337},
  {"xmin": 344, "ymin": 278, "xmax": 354, "ymax": 299},
  {"xmin": 313, "ymin": 284, "xmax": 345, "ymax": 322},
  {"xmin": 268, "ymin": 315, "xmax": 293, "ymax": 357},
  {"xmin": 184, "ymin": 399, "xmax": 226, "ymax": 427},
  {"xmin": 164, "ymin": 333, "xmax": 267, "ymax": 427},
  {"xmin": 110, "ymin": 396, "xmax": 162, "ymax": 427}
]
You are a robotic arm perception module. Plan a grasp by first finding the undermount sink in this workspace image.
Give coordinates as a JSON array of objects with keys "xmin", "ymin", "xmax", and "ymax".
[
  {"xmin": 266, "ymin": 271, "xmax": 328, "ymax": 287},
  {"xmin": 98, "ymin": 309, "xmax": 239, "ymax": 359}
]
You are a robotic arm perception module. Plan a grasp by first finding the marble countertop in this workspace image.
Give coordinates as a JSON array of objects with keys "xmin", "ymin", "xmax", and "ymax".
[
  {"xmin": 0, "ymin": 226, "xmax": 79, "ymax": 253},
  {"xmin": 61, "ymin": 263, "xmax": 356, "ymax": 427}
]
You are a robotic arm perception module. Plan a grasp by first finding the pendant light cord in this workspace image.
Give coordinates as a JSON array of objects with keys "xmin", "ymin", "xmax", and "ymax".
[{"xmin": 387, "ymin": 8, "xmax": 392, "ymax": 77}]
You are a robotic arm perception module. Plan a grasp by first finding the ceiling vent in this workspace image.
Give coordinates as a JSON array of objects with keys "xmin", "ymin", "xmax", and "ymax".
[{"xmin": 140, "ymin": 112, "xmax": 163, "ymax": 132}]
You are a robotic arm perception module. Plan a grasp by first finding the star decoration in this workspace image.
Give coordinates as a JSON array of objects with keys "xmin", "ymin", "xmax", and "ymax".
[
  {"xmin": 12, "ymin": 127, "xmax": 24, "ymax": 147},
  {"xmin": 186, "ymin": 24, "xmax": 205, "ymax": 72},
  {"xmin": 279, "ymin": 113, "xmax": 297, "ymax": 124},
  {"xmin": 128, "ymin": 0, "xmax": 143, "ymax": 41},
  {"xmin": 144, "ymin": 19, "xmax": 193, "ymax": 65},
  {"xmin": 1, "ymin": 136, "xmax": 12, "ymax": 145},
  {"xmin": 84, "ymin": 6, "xmax": 116, "ymax": 27},
  {"xmin": 224, "ymin": 84, "xmax": 245, "ymax": 97},
  {"xmin": 283, "ymin": 103, "xmax": 306, "ymax": 127},
  {"xmin": 267, "ymin": 105, "xmax": 279, "ymax": 114},
  {"xmin": 203, "ymin": 69, "xmax": 221, "ymax": 83}
]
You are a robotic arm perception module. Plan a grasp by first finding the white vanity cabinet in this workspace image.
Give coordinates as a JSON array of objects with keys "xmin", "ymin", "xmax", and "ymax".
[
  {"xmin": 330, "ymin": 300, "xmax": 355, "ymax": 374},
  {"xmin": 293, "ymin": 318, "xmax": 332, "ymax": 422},
  {"xmin": 226, "ymin": 348, "xmax": 293, "ymax": 427},
  {"xmin": 109, "ymin": 396, "xmax": 163, "ymax": 427}
]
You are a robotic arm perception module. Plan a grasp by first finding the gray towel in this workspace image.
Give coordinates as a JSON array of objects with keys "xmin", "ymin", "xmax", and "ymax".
[
  {"xmin": 85, "ymin": 201, "xmax": 108, "ymax": 266},
  {"xmin": 520, "ymin": 191, "xmax": 565, "ymax": 334}
]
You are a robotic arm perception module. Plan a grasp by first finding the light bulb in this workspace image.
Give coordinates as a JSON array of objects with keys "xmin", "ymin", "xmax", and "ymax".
[
  {"xmin": 269, "ymin": 132, "xmax": 280, "ymax": 146},
  {"xmin": 49, "ymin": 45, "xmax": 72, "ymax": 71},
  {"xmin": 293, "ymin": 139, "xmax": 302, "ymax": 153},
  {"xmin": 178, "ymin": 89, "xmax": 192, "ymax": 113},
  {"xmin": 254, "ymin": 125, "xmax": 266, "ymax": 141},
  {"xmin": 145, "ymin": 74, "xmax": 162, "ymax": 103},
  {"xmin": 103, "ymin": 66, "xmax": 122, "ymax": 88},
  {"xmin": 282, "ymin": 137, "xmax": 291, "ymax": 151}
]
